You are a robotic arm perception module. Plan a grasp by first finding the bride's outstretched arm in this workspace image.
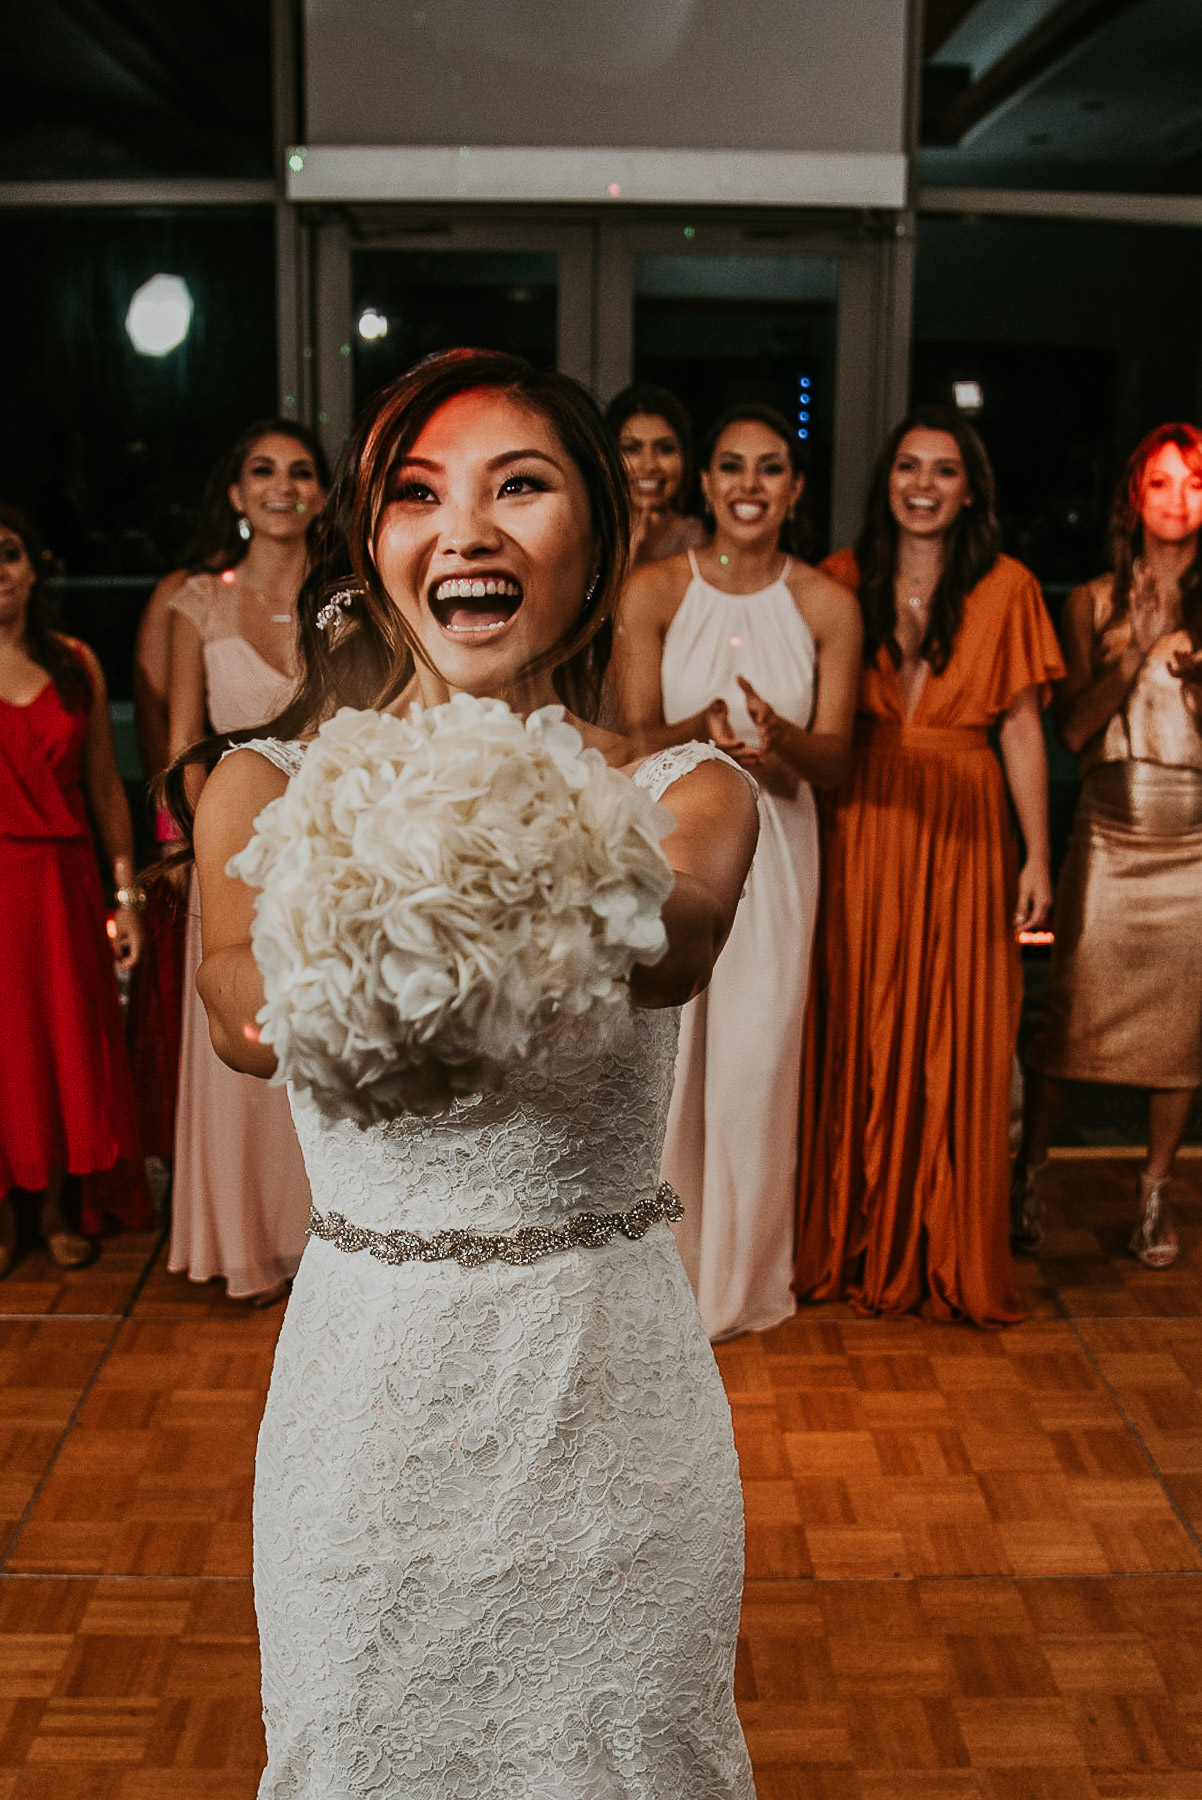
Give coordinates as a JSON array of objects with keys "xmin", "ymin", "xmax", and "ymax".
[
  {"xmin": 629, "ymin": 759, "xmax": 759, "ymax": 1011},
  {"xmin": 193, "ymin": 748, "xmax": 289, "ymax": 1078},
  {"xmin": 194, "ymin": 741, "xmax": 758, "ymax": 1070}
]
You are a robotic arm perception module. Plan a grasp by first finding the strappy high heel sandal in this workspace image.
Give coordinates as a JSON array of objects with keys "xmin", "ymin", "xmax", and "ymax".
[
  {"xmin": 1009, "ymin": 1160, "xmax": 1046, "ymax": 1252},
  {"xmin": 1129, "ymin": 1171, "xmax": 1179, "ymax": 1269}
]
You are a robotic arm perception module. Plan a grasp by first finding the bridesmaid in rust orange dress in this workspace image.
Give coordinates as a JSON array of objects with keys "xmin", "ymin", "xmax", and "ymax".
[{"xmin": 795, "ymin": 408, "xmax": 1063, "ymax": 1324}]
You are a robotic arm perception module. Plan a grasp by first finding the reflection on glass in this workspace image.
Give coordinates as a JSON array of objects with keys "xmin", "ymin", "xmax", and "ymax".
[
  {"xmin": 352, "ymin": 252, "xmax": 557, "ymax": 412},
  {"xmin": 633, "ymin": 252, "xmax": 837, "ymax": 554}
]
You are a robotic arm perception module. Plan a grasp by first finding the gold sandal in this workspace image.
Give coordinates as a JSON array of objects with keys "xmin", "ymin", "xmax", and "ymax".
[
  {"xmin": 46, "ymin": 1231, "xmax": 97, "ymax": 1270},
  {"xmin": 1129, "ymin": 1172, "xmax": 1179, "ymax": 1269}
]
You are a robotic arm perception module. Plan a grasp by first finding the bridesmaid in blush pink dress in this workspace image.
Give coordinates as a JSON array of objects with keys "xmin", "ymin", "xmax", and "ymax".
[{"xmin": 166, "ymin": 422, "xmax": 327, "ymax": 1303}]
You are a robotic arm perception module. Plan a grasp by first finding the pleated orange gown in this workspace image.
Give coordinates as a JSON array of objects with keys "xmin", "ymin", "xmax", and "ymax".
[{"xmin": 795, "ymin": 552, "xmax": 1063, "ymax": 1325}]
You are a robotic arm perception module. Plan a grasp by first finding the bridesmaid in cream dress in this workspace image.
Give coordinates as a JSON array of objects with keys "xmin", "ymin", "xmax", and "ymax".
[
  {"xmin": 614, "ymin": 404, "xmax": 862, "ymax": 1339},
  {"xmin": 167, "ymin": 421, "xmax": 328, "ymax": 1303}
]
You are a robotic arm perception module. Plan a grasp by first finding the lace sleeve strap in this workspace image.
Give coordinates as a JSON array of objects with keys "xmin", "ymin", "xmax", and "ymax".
[
  {"xmin": 220, "ymin": 737, "xmax": 307, "ymax": 779},
  {"xmin": 630, "ymin": 742, "xmax": 758, "ymax": 805}
]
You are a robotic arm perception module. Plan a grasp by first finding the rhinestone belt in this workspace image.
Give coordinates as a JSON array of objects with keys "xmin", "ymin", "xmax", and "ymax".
[{"xmin": 307, "ymin": 1181, "xmax": 683, "ymax": 1270}]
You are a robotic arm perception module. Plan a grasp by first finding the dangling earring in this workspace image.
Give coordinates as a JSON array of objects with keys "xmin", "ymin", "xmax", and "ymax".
[
  {"xmin": 786, "ymin": 503, "xmax": 796, "ymax": 522},
  {"xmin": 238, "ymin": 515, "xmax": 252, "ymax": 542},
  {"xmin": 583, "ymin": 573, "xmax": 600, "ymax": 610}
]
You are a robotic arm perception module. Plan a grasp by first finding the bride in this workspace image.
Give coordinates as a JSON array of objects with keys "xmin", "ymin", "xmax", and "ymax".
[{"xmin": 177, "ymin": 348, "xmax": 760, "ymax": 1797}]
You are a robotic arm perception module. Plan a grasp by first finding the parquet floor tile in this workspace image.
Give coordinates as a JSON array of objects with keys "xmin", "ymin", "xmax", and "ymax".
[
  {"xmin": 1, "ymin": 1153, "xmax": 1200, "ymax": 1793},
  {"xmin": 0, "ymin": 1235, "xmax": 161, "ymax": 1321},
  {"xmin": 1036, "ymin": 1163, "xmax": 1202, "ymax": 1320},
  {"xmin": 737, "ymin": 1574, "xmax": 1202, "ymax": 1793},
  {"xmin": 0, "ymin": 1322, "xmax": 113, "ymax": 1563},
  {"xmin": 0, "ymin": 1579, "xmax": 263, "ymax": 1798},
  {"xmin": 7, "ymin": 1317, "xmax": 281, "ymax": 1577},
  {"xmin": 1075, "ymin": 1320, "xmax": 1202, "ymax": 1487},
  {"xmin": 716, "ymin": 1313, "xmax": 1202, "ymax": 1582}
]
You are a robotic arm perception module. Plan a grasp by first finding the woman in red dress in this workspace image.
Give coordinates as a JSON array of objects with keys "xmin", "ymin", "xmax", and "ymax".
[
  {"xmin": 0, "ymin": 507, "xmax": 152, "ymax": 1271},
  {"xmin": 795, "ymin": 410, "xmax": 1063, "ymax": 1324}
]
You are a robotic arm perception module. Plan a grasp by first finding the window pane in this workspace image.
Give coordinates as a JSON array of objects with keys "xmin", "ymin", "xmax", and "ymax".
[
  {"xmin": 0, "ymin": 208, "xmax": 278, "ymax": 699},
  {"xmin": 352, "ymin": 251, "xmax": 558, "ymax": 412},
  {"xmin": 633, "ymin": 252, "xmax": 838, "ymax": 554}
]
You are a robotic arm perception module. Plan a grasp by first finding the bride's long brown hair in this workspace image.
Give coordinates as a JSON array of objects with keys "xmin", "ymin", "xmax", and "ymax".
[{"xmin": 160, "ymin": 348, "xmax": 631, "ymax": 861}]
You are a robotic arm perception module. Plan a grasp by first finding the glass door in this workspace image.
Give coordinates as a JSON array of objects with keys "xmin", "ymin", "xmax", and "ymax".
[
  {"xmin": 308, "ymin": 209, "xmax": 908, "ymax": 549},
  {"xmin": 352, "ymin": 249, "xmax": 559, "ymax": 407},
  {"xmin": 596, "ymin": 216, "xmax": 909, "ymax": 553},
  {"xmin": 631, "ymin": 250, "xmax": 837, "ymax": 555},
  {"xmin": 309, "ymin": 215, "xmax": 593, "ymax": 456}
]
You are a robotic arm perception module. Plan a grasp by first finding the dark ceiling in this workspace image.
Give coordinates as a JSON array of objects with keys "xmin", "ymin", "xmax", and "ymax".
[
  {"xmin": 921, "ymin": 0, "xmax": 1202, "ymax": 191},
  {"xmin": 4, "ymin": 1, "xmax": 1201, "ymax": 194},
  {"xmin": 1, "ymin": 0, "xmax": 273, "ymax": 179}
]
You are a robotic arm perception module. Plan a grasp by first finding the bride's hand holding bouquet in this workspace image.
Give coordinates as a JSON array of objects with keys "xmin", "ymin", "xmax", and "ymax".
[{"xmin": 228, "ymin": 695, "xmax": 675, "ymax": 1122}]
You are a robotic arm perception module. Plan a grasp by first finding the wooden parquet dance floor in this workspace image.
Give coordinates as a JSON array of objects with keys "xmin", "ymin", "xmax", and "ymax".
[{"xmin": 0, "ymin": 1155, "xmax": 1200, "ymax": 1797}]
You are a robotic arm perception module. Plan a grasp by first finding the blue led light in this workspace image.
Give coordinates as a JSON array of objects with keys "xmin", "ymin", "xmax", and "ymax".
[
  {"xmin": 800, "ymin": 377, "xmax": 811, "ymax": 389},
  {"xmin": 798, "ymin": 410, "xmax": 810, "ymax": 423},
  {"xmin": 798, "ymin": 428, "xmax": 809, "ymax": 440}
]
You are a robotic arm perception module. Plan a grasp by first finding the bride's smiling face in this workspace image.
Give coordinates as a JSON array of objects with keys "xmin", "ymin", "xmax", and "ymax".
[{"xmin": 373, "ymin": 388, "xmax": 597, "ymax": 700}]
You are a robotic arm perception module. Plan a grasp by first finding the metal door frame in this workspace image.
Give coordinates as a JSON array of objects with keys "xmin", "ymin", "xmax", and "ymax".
[
  {"xmin": 594, "ymin": 213, "xmax": 911, "ymax": 548},
  {"xmin": 303, "ymin": 205, "xmax": 911, "ymax": 547},
  {"xmin": 305, "ymin": 211, "xmax": 594, "ymax": 463}
]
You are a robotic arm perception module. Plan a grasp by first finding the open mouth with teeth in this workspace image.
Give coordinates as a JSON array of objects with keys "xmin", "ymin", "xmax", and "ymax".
[{"xmin": 428, "ymin": 573, "xmax": 524, "ymax": 637}]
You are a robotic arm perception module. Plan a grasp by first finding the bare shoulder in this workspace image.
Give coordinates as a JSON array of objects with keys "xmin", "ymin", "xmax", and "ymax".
[
  {"xmin": 1065, "ymin": 573, "xmax": 1111, "ymax": 630},
  {"xmin": 142, "ymin": 568, "xmax": 190, "ymax": 628},
  {"xmin": 166, "ymin": 569, "xmax": 220, "ymax": 636},
  {"xmin": 58, "ymin": 634, "xmax": 106, "ymax": 690},
  {"xmin": 633, "ymin": 748, "xmax": 757, "ymax": 815},
  {"xmin": 787, "ymin": 560, "xmax": 863, "ymax": 645},
  {"xmin": 652, "ymin": 755, "xmax": 760, "ymax": 877},
  {"xmin": 621, "ymin": 551, "xmax": 693, "ymax": 626},
  {"xmin": 195, "ymin": 745, "xmax": 289, "ymax": 847}
]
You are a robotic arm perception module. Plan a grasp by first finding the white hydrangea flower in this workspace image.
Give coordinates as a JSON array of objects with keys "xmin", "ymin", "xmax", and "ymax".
[{"xmin": 228, "ymin": 696, "xmax": 675, "ymax": 1124}]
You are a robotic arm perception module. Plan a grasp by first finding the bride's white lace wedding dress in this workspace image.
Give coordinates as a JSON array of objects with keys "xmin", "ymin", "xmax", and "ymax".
[{"xmin": 243, "ymin": 740, "xmax": 756, "ymax": 1800}]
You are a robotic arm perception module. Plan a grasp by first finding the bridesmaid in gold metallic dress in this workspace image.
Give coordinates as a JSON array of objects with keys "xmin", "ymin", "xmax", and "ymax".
[{"xmin": 1015, "ymin": 423, "xmax": 1202, "ymax": 1267}]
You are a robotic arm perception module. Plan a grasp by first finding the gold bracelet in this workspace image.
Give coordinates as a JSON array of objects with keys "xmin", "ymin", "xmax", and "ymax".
[{"xmin": 114, "ymin": 884, "xmax": 147, "ymax": 912}]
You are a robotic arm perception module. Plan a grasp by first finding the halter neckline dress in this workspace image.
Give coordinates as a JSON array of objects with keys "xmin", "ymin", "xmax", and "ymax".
[{"xmin": 659, "ymin": 550, "xmax": 819, "ymax": 1339}]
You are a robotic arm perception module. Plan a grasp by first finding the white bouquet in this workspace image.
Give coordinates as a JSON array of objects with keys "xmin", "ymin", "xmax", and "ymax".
[{"xmin": 229, "ymin": 696, "xmax": 675, "ymax": 1123}]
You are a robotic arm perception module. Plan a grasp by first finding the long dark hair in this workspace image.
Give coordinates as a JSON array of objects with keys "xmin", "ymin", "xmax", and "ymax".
[
  {"xmin": 185, "ymin": 418, "xmax": 332, "ymax": 573},
  {"xmin": 855, "ymin": 405, "xmax": 1002, "ymax": 673},
  {"xmin": 701, "ymin": 403, "xmax": 812, "ymax": 559},
  {"xmin": 0, "ymin": 506, "xmax": 91, "ymax": 711},
  {"xmin": 1106, "ymin": 422, "xmax": 1202, "ymax": 646},
  {"xmin": 604, "ymin": 382, "xmax": 696, "ymax": 515},
  {"xmin": 160, "ymin": 349, "xmax": 631, "ymax": 859}
]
